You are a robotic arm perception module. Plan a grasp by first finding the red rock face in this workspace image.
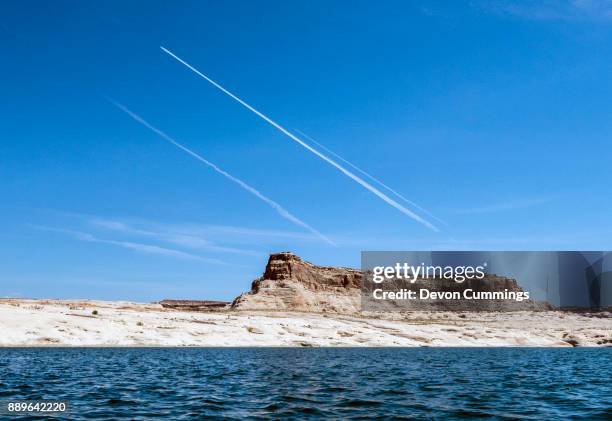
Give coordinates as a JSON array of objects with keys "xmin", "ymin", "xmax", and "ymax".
[
  {"xmin": 260, "ymin": 252, "xmax": 362, "ymax": 290},
  {"xmin": 231, "ymin": 253, "xmax": 362, "ymax": 312}
]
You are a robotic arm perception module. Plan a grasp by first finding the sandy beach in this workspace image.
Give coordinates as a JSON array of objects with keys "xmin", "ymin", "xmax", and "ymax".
[{"xmin": 1, "ymin": 299, "xmax": 609, "ymax": 347}]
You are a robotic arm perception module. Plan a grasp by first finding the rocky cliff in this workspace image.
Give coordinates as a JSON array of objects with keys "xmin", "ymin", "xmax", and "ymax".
[
  {"xmin": 231, "ymin": 252, "xmax": 362, "ymax": 313},
  {"xmin": 231, "ymin": 252, "xmax": 551, "ymax": 313}
]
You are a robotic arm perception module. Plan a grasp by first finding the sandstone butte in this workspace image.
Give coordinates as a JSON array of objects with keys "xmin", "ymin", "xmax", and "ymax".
[{"xmin": 162, "ymin": 252, "xmax": 552, "ymax": 314}]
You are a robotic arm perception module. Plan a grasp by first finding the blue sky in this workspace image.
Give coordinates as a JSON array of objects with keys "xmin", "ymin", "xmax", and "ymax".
[{"xmin": 2, "ymin": 1, "xmax": 612, "ymax": 301}]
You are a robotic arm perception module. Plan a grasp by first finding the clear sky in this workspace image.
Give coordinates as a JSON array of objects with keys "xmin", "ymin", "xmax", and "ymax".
[{"xmin": 2, "ymin": 1, "xmax": 612, "ymax": 301}]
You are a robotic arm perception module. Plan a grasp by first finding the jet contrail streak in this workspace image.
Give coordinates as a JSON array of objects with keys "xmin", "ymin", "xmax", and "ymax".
[
  {"xmin": 160, "ymin": 46, "xmax": 438, "ymax": 232},
  {"xmin": 294, "ymin": 129, "xmax": 447, "ymax": 227},
  {"xmin": 111, "ymin": 101, "xmax": 335, "ymax": 246}
]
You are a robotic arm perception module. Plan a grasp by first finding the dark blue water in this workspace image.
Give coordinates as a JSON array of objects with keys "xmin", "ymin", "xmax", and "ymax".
[{"xmin": 0, "ymin": 348, "xmax": 610, "ymax": 419}]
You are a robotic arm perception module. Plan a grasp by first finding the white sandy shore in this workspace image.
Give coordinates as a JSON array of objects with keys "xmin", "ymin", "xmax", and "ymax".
[{"xmin": 0, "ymin": 299, "xmax": 610, "ymax": 347}]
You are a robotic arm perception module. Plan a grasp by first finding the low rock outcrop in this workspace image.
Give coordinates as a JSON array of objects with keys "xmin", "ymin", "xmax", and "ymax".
[{"xmin": 160, "ymin": 300, "xmax": 230, "ymax": 312}]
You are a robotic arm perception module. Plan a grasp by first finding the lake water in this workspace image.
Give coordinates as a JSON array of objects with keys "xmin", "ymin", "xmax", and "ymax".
[{"xmin": 0, "ymin": 348, "xmax": 610, "ymax": 419}]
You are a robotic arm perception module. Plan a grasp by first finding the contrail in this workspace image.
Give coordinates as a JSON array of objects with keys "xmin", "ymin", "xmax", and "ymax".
[
  {"xmin": 294, "ymin": 129, "xmax": 447, "ymax": 227},
  {"xmin": 160, "ymin": 46, "xmax": 438, "ymax": 232},
  {"xmin": 110, "ymin": 100, "xmax": 335, "ymax": 246}
]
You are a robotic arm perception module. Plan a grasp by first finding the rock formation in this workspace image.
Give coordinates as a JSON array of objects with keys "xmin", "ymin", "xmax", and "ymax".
[
  {"xmin": 231, "ymin": 252, "xmax": 551, "ymax": 313},
  {"xmin": 160, "ymin": 300, "xmax": 230, "ymax": 311},
  {"xmin": 231, "ymin": 252, "xmax": 362, "ymax": 313}
]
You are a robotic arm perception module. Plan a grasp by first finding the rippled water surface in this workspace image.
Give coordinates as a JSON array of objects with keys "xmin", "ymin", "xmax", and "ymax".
[{"xmin": 0, "ymin": 348, "xmax": 610, "ymax": 419}]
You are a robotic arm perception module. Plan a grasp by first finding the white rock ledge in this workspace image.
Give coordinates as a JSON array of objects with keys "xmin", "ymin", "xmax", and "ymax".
[{"xmin": 0, "ymin": 299, "xmax": 610, "ymax": 347}]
